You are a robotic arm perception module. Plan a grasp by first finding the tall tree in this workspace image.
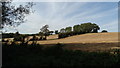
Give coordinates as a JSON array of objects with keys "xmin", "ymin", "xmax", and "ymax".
[
  {"xmin": 60, "ymin": 28, "xmax": 65, "ymax": 33},
  {"xmin": 80, "ymin": 22, "xmax": 100, "ymax": 33},
  {"xmin": 49, "ymin": 31, "xmax": 54, "ymax": 35},
  {"xmin": 80, "ymin": 23, "xmax": 93, "ymax": 33},
  {"xmin": 73, "ymin": 24, "xmax": 82, "ymax": 34},
  {"xmin": 65, "ymin": 27, "xmax": 72, "ymax": 33},
  {"xmin": 0, "ymin": 0, "xmax": 34, "ymax": 44},
  {"xmin": 40, "ymin": 25, "xmax": 50, "ymax": 40},
  {"xmin": 0, "ymin": 0, "xmax": 34, "ymax": 31},
  {"xmin": 91, "ymin": 23, "xmax": 100, "ymax": 33},
  {"xmin": 55, "ymin": 30, "xmax": 58, "ymax": 34}
]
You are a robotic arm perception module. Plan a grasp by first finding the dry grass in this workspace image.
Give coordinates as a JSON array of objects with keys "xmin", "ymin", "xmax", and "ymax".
[
  {"xmin": 35, "ymin": 32, "xmax": 119, "ymax": 44},
  {"xmin": 29, "ymin": 32, "xmax": 119, "ymax": 52},
  {"xmin": 47, "ymin": 34, "xmax": 58, "ymax": 40},
  {"xmin": 3, "ymin": 32, "xmax": 119, "ymax": 52}
]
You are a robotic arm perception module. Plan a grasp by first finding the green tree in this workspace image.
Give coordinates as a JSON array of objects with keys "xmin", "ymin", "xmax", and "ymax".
[
  {"xmin": 55, "ymin": 30, "xmax": 58, "ymax": 34},
  {"xmin": 65, "ymin": 27, "xmax": 72, "ymax": 33},
  {"xmin": 49, "ymin": 31, "xmax": 54, "ymax": 35},
  {"xmin": 80, "ymin": 22, "xmax": 100, "ymax": 33},
  {"xmin": 15, "ymin": 31, "xmax": 20, "ymax": 36},
  {"xmin": 0, "ymin": 0, "xmax": 34, "ymax": 30},
  {"xmin": 60, "ymin": 28, "xmax": 65, "ymax": 33},
  {"xmin": 73, "ymin": 22, "xmax": 100, "ymax": 34},
  {"xmin": 101, "ymin": 30, "xmax": 108, "ymax": 33},
  {"xmin": 91, "ymin": 23, "xmax": 100, "ymax": 33},
  {"xmin": 40, "ymin": 25, "xmax": 50, "ymax": 40},
  {"xmin": 73, "ymin": 24, "xmax": 82, "ymax": 34}
]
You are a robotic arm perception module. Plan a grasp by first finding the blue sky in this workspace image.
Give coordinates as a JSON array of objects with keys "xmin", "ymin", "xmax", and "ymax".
[{"xmin": 5, "ymin": 2, "xmax": 118, "ymax": 34}]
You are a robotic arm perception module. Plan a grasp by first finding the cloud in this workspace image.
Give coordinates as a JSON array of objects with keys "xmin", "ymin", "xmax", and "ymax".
[
  {"xmin": 12, "ymin": 2, "xmax": 118, "ymax": 34},
  {"xmin": 12, "ymin": 0, "xmax": 120, "ymax": 2},
  {"xmin": 101, "ymin": 20, "xmax": 118, "ymax": 32}
]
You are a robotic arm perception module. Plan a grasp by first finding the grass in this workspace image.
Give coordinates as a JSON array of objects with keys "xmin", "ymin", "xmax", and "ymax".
[
  {"xmin": 2, "ymin": 43, "xmax": 120, "ymax": 68},
  {"xmin": 37, "ymin": 32, "xmax": 119, "ymax": 45}
]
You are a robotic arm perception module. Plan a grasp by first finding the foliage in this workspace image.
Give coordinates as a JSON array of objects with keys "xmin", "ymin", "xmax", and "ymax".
[
  {"xmin": 14, "ymin": 34, "xmax": 23, "ymax": 41},
  {"xmin": 15, "ymin": 31, "xmax": 20, "ymax": 35},
  {"xmin": 40, "ymin": 25, "xmax": 50, "ymax": 40},
  {"xmin": 58, "ymin": 22, "xmax": 100, "ymax": 38},
  {"xmin": 80, "ymin": 23, "xmax": 100, "ymax": 33},
  {"xmin": 40, "ymin": 25, "xmax": 49, "ymax": 34},
  {"xmin": 102, "ymin": 30, "xmax": 108, "ymax": 33},
  {"xmin": 3, "ymin": 44, "xmax": 120, "ymax": 68},
  {"xmin": 65, "ymin": 27, "xmax": 72, "ymax": 33},
  {"xmin": 58, "ymin": 33, "xmax": 68, "ymax": 38},
  {"xmin": 73, "ymin": 24, "xmax": 82, "ymax": 34},
  {"xmin": 55, "ymin": 30, "xmax": 59, "ymax": 34},
  {"xmin": 49, "ymin": 31, "xmax": 54, "ymax": 35},
  {"xmin": 2, "ymin": 33, "xmax": 14, "ymax": 38},
  {"xmin": 60, "ymin": 28, "xmax": 66, "ymax": 33},
  {"xmin": 29, "ymin": 35, "xmax": 38, "ymax": 41},
  {"xmin": 0, "ymin": 0, "xmax": 34, "ymax": 30}
]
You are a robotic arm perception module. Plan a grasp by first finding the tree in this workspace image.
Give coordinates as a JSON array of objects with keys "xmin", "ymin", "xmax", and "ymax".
[
  {"xmin": 39, "ymin": 32, "xmax": 44, "ymax": 40},
  {"xmin": 55, "ymin": 30, "xmax": 58, "ymax": 34},
  {"xmin": 31, "ymin": 35, "xmax": 38, "ymax": 45},
  {"xmin": 73, "ymin": 24, "xmax": 82, "ymax": 34},
  {"xmin": 0, "ymin": 0, "xmax": 34, "ymax": 44},
  {"xmin": 15, "ymin": 31, "xmax": 20, "ymax": 35},
  {"xmin": 91, "ymin": 23, "xmax": 100, "ymax": 33},
  {"xmin": 59, "ymin": 28, "xmax": 71, "ymax": 38},
  {"xmin": 65, "ymin": 27, "xmax": 72, "ymax": 33},
  {"xmin": 49, "ymin": 31, "xmax": 54, "ymax": 35},
  {"xmin": 101, "ymin": 30, "xmax": 108, "ymax": 33},
  {"xmin": 14, "ymin": 34, "xmax": 22, "ymax": 41},
  {"xmin": 60, "ymin": 28, "xmax": 65, "ymax": 33},
  {"xmin": 80, "ymin": 22, "xmax": 100, "ymax": 33},
  {"xmin": 0, "ymin": 0, "xmax": 34, "ymax": 31},
  {"xmin": 80, "ymin": 23, "xmax": 93, "ymax": 33},
  {"xmin": 40, "ymin": 25, "xmax": 50, "ymax": 40}
]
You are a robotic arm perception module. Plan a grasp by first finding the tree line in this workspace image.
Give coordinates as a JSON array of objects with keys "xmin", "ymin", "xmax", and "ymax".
[
  {"xmin": 1, "ymin": 0, "xmax": 108, "ymax": 45},
  {"xmin": 2, "ymin": 22, "xmax": 108, "ymax": 44},
  {"xmin": 58, "ymin": 22, "xmax": 100, "ymax": 38}
]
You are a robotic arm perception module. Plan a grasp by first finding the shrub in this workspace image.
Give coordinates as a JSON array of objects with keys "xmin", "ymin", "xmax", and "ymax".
[
  {"xmin": 58, "ymin": 33, "xmax": 68, "ymax": 38},
  {"xmin": 3, "ymin": 44, "xmax": 120, "ymax": 68},
  {"xmin": 101, "ymin": 30, "xmax": 108, "ymax": 33}
]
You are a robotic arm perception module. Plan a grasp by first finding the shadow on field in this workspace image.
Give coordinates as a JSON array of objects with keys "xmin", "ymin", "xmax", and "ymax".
[{"xmin": 2, "ymin": 43, "xmax": 120, "ymax": 68}]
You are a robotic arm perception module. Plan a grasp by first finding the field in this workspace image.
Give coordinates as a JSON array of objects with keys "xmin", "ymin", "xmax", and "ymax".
[
  {"xmin": 28, "ymin": 32, "xmax": 120, "ymax": 52},
  {"xmin": 2, "ymin": 32, "xmax": 120, "ymax": 52},
  {"xmin": 3, "ymin": 32, "xmax": 120, "ymax": 68},
  {"xmin": 38, "ymin": 32, "xmax": 119, "ymax": 44},
  {"xmin": 3, "ymin": 44, "xmax": 120, "ymax": 68}
]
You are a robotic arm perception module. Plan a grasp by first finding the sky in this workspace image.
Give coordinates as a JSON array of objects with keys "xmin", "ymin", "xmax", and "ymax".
[
  {"xmin": 12, "ymin": 0, "xmax": 120, "ymax": 2},
  {"xmin": 4, "ymin": 2, "xmax": 118, "ymax": 34}
]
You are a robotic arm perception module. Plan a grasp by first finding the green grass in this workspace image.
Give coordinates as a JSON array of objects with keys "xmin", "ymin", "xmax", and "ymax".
[{"xmin": 2, "ymin": 44, "xmax": 120, "ymax": 68}]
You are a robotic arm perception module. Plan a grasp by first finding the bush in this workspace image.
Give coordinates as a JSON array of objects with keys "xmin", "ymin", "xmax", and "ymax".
[
  {"xmin": 59, "ymin": 32, "xmax": 75, "ymax": 39},
  {"xmin": 58, "ymin": 33, "xmax": 68, "ymax": 38},
  {"xmin": 39, "ymin": 36, "xmax": 43, "ymax": 40},
  {"xmin": 101, "ymin": 30, "xmax": 108, "ymax": 33},
  {"xmin": 3, "ymin": 44, "xmax": 120, "ymax": 68},
  {"xmin": 14, "ymin": 35, "xmax": 23, "ymax": 41}
]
